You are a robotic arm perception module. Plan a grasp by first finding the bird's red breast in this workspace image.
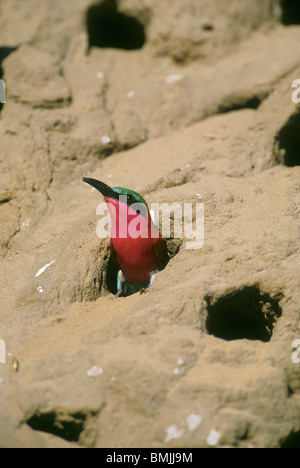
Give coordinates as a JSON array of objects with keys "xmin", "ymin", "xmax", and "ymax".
[{"xmin": 105, "ymin": 197, "xmax": 168, "ymax": 285}]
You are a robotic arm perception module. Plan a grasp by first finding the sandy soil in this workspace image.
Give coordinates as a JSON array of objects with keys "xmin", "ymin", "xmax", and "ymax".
[{"xmin": 0, "ymin": 0, "xmax": 299, "ymax": 448}]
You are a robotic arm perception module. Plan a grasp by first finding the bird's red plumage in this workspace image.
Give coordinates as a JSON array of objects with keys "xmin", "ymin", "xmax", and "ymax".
[{"xmin": 105, "ymin": 197, "xmax": 168, "ymax": 285}]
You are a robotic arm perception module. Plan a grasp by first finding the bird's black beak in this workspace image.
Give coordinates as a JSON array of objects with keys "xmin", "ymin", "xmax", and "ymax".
[{"xmin": 83, "ymin": 178, "xmax": 117, "ymax": 200}]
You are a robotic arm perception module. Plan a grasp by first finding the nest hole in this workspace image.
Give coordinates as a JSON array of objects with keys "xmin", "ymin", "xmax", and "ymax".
[
  {"xmin": 205, "ymin": 286, "xmax": 282, "ymax": 342},
  {"xmin": 26, "ymin": 411, "xmax": 87, "ymax": 443},
  {"xmin": 86, "ymin": 0, "xmax": 146, "ymax": 51},
  {"xmin": 281, "ymin": 430, "xmax": 300, "ymax": 448},
  {"xmin": 280, "ymin": 0, "xmax": 300, "ymax": 25},
  {"xmin": 275, "ymin": 112, "xmax": 300, "ymax": 167}
]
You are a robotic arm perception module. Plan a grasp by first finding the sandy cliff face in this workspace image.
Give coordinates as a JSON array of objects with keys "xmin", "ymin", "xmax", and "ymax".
[{"xmin": 0, "ymin": 0, "xmax": 299, "ymax": 448}]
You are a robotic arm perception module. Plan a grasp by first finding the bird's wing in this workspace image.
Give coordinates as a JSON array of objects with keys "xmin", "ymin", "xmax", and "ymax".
[{"xmin": 153, "ymin": 236, "xmax": 169, "ymax": 271}]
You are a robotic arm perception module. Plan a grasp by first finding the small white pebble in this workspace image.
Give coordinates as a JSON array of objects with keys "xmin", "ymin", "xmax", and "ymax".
[
  {"xmin": 87, "ymin": 366, "xmax": 103, "ymax": 377},
  {"xmin": 166, "ymin": 74, "xmax": 183, "ymax": 84},
  {"xmin": 196, "ymin": 194, "xmax": 203, "ymax": 198},
  {"xmin": 101, "ymin": 136, "xmax": 111, "ymax": 145},
  {"xmin": 107, "ymin": 174, "xmax": 112, "ymax": 179},
  {"xmin": 207, "ymin": 429, "xmax": 221, "ymax": 446},
  {"xmin": 173, "ymin": 367, "xmax": 180, "ymax": 375},
  {"xmin": 0, "ymin": 377, "xmax": 5, "ymax": 384},
  {"xmin": 186, "ymin": 414, "xmax": 202, "ymax": 432},
  {"xmin": 177, "ymin": 358, "xmax": 185, "ymax": 366},
  {"xmin": 21, "ymin": 219, "xmax": 31, "ymax": 231},
  {"xmin": 97, "ymin": 72, "xmax": 104, "ymax": 79},
  {"xmin": 164, "ymin": 425, "xmax": 184, "ymax": 443},
  {"xmin": 127, "ymin": 90, "xmax": 135, "ymax": 98},
  {"xmin": 37, "ymin": 286, "xmax": 44, "ymax": 293}
]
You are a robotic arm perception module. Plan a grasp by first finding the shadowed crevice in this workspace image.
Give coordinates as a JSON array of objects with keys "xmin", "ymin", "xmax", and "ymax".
[
  {"xmin": 0, "ymin": 198, "xmax": 11, "ymax": 206},
  {"xmin": 218, "ymin": 93, "xmax": 268, "ymax": 114},
  {"xmin": 218, "ymin": 96, "xmax": 262, "ymax": 113},
  {"xmin": 0, "ymin": 46, "xmax": 17, "ymax": 79}
]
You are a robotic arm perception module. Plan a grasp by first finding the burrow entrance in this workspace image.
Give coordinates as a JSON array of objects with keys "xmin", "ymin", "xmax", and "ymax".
[
  {"xmin": 26, "ymin": 410, "xmax": 87, "ymax": 443},
  {"xmin": 86, "ymin": 0, "xmax": 146, "ymax": 51},
  {"xmin": 275, "ymin": 112, "xmax": 300, "ymax": 167},
  {"xmin": 280, "ymin": 0, "xmax": 300, "ymax": 25},
  {"xmin": 281, "ymin": 430, "xmax": 300, "ymax": 448},
  {"xmin": 205, "ymin": 286, "xmax": 282, "ymax": 342}
]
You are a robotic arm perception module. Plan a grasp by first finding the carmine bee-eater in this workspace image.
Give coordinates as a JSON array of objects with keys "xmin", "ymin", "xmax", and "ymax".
[{"xmin": 83, "ymin": 178, "xmax": 169, "ymax": 297}]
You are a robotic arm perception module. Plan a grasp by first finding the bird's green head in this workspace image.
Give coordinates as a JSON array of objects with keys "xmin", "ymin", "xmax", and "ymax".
[
  {"xmin": 82, "ymin": 178, "xmax": 148, "ymax": 215},
  {"xmin": 112, "ymin": 186, "xmax": 148, "ymax": 208}
]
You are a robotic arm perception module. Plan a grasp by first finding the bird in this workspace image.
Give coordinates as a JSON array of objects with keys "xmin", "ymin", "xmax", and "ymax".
[{"xmin": 83, "ymin": 178, "xmax": 169, "ymax": 297}]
